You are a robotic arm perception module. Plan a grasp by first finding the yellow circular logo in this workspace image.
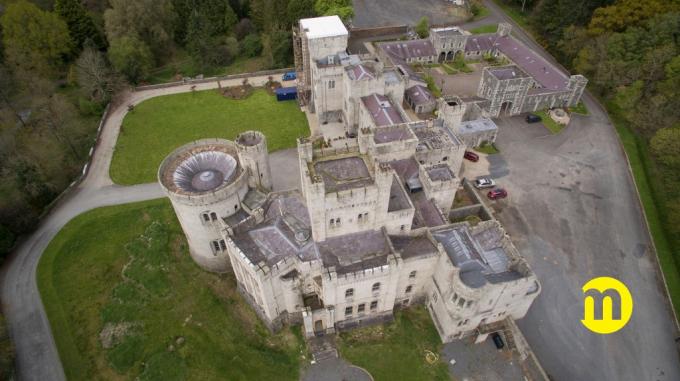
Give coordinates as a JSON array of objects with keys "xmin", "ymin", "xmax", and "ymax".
[{"xmin": 581, "ymin": 277, "xmax": 633, "ymax": 334}]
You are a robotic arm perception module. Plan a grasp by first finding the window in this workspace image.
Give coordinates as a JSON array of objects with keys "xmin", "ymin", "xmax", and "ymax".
[
  {"xmin": 370, "ymin": 301, "xmax": 378, "ymax": 311},
  {"xmin": 358, "ymin": 303, "xmax": 365, "ymax": 313},
  {"xmin": 458, "ymin": 297, "xmax": 465, "ymax": 307},
  {"xmin": 409, "ymin": 271, "xmax": 417, "ymax": 279},
  {"xmin": 211, "ymin": 239, "xmax": 226, "ymax": 254},
  {"xmin": 328, "ymin": 80, "xmax": 335, "ymax": 89},
  {"xmin": 432, "ymin": 292, "xmax": 438, "ymax": 302},
  {"xmin": 202, "ymin": 213, "xmax": 210, "ymax": 222},
  {"xmin": 345, "ymin": 306, "xmax": 353, "ymax": 316},
  {"xmin": 466, "ymin": 300, "xmax": 473, "ymax": 308},
  {"xmin": 402, "ymin": 299, "xmax": 410, "ymax": 306},
  {"xmin": 210, "ymin": 212, "xmax": 217, "ymax": 221},
  {"xmin": 400, "ymin": 225, "xmax": 406, "ymax": 231},
  {"xmin": 345, "ymin": 288, "xmax": 354, "ymax": 298},
  {"xmin": 372, "ymin": 282, "xmax": 381, "ymax": 292},
  {"xmin": 234, "ymin": 204, "xmax": 238, "ymax": 211},
  {"xmin": 452, "ymin": 293, "xmax": 458, "ymax": 303},
  {"xmin": 330, "ymin": 218, "xmax": 335, "ymax": 226},
  {"xmin": 442, "ymin": 156, "xmax": 448, "ymax": 161},
  {"xmin": 405, "ymin": 285, "xmax": 413, "ymax": 294}
]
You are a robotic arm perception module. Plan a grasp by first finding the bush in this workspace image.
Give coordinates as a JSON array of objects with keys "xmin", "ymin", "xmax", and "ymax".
[
  {"xmin": 0, "ymin": 225, "xmax": 15, "ymax": 259},
  {"xmin": 241, "ymin": 34, "xmax": 262, "ymax": 58},
  {"xmin": 415, "ymin": 16, "xmax": 429, "ymax": 38},
  {"xmin": 108, "ymin": 36, "xmax": 153, "ymax": 83},
  {"xmin": 78, "ymin": 97, "xmax": 103, "ymax": 116}
]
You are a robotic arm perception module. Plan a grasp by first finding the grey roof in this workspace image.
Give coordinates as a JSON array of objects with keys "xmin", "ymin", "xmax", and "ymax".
[
  {"xmin": 379, "ymin": 39, "xmax": 436, "ymax": 61},
  {"xmin": 426, "ymin": 165, "xmax": 454, "ymax": 182},
  {"xmin": 318, "ymin": 230, "xmax": 392, "ymax": 274},
  {"xmin": 465, "ymin": 33, "xmax": 497, "ymax": 53},
  {"xmin": 361, "ymin": 93, "xmax": 405, "ymax": 127},
  {"xmin": 388, "ymin": 175, "xmax": 412, "ymax": 212},
  {"xmin": 458, "ymin": 118, "xmax": 498, "ymax": 135},
  {"xmin": 488, "ymin": 65, "xmax": 530, "ymax": 80},
  {"xmin": 390, "ymin": 234, "xmax": 438, "ymax": 260},
  {"xmin": 405, "ymin": 85, "xmax": 434, "ymax": 105},
  {"xmin": 312, "ymin": 156, "xmax": 374, "ymax": 193},
  {"xmin": 346, "ymin": 64, "xmax": 376, "ymax": 81},
  {"xmin": 373, "ymin": 124, "xmax": 414, "ymax": 144},
  {"xmin": 388, "ymin": 158, "xmax": 446, "ymax": 229},
  {"xmin": 495, "ymin": 35, "xmax": 569, "ymax": 91},
  {"xmin": 432, "ymin": 224, "xmax": 524, "ymax": 289}
]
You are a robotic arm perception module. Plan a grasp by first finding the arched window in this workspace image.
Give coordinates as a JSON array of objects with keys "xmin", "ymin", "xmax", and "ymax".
[{"xmin": 372, "ymin": 282, "xmax": 380, "ymax": 292}]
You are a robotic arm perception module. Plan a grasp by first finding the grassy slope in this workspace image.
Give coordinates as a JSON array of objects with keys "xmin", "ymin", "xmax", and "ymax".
[
  {"xmin": 147, "ymin": 52, "xmax": 268, "ymax": 84},
  {"xmin": 336, "ymin": 307, "xmax": 449, "ymax": 381},
  {"xmin": 110, "ymin": 89, "xmax": 309, "ymax": 185},
  {"xmin": 470, "ymin": 24, "xmax": 498, "ymax": 34},
  {"xmin": 605, "ymin": 101, "xmax": 680, "ymax": 318},
  {"xmin": 37, "ymin": 199, "xmax": 305, "ymax": 380},
  {"xmin": 534, "ymin": 110, "xmax": 564, "ymax": 134}
]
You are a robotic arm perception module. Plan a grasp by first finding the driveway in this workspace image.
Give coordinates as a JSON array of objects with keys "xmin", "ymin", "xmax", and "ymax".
[{"xmin": 485, "ymin": 97, "xmax": 680, "ymax": 380}]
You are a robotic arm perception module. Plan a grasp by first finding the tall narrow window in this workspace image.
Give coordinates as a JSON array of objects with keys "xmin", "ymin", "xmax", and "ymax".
[{"xmin": 210, "ymin": 212, "xmax": 217, "ymax": 221}]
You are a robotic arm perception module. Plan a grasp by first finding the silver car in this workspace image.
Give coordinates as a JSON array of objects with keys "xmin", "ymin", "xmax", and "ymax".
[{"xmin": 474, "ymin": 177, "xmax": 496, "ymax": 189}]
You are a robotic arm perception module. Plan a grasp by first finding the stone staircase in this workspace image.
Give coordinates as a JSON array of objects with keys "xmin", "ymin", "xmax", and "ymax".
[{"xmin": 308, "ymin": 335, "xmax": 338, "ymax": 363}]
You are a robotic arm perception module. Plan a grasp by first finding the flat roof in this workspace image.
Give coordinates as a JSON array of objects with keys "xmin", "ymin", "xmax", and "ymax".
[
  {"xmin": 373, "ymin": 124, "xmax": 415, "ymax": 144},
  {"xmin": 300, "ymin": 16, "xmax": 348, "ymax": 39},
  {"xmin": 313, "ymin": 156, "xmax": 374, "ymax": 193},
  {"xmin": 459, "ymin": 118, "xmax": 498, "ymax": 134},
  {"xmin": 488, "ymin": 65, "xmax": 530, "ymax": 80}
]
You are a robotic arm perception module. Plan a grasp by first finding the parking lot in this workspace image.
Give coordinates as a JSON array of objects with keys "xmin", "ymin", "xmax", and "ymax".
[
  {"xmin": 479, "ymin": 98, "xmax": 680, "ymax": 380},
  {"xmin": 352, "ymin": 0, "xmax": 467, "ymax": 28}
]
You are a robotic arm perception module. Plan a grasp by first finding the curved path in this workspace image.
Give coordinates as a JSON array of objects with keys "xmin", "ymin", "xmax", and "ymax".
[{"xmin": 0, "ymin": 74, "xmax": 289, "ymax": 381}]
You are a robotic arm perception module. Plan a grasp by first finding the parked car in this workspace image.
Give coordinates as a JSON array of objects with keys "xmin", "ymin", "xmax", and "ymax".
[
  {"xmin": 487, "ymin": 188, "xmax": 508, "ymax": 200},
  {"xmin": 491, "ymin": 333, "xmax": 505, "ymax": 349},
  {"xmin": 282, "ymin": 71, "xmax": 297, "ymax": 81},
  {"xmin": 464, "ymin": 151, "xmax": 479, "ymax": 162},
  {"xmin": 474, "ymin": 177, "xmax": 496, "ymax": 189},
  {"xmin": 525, "ymin": 113, "xmax": 541, "ymax": 123}
]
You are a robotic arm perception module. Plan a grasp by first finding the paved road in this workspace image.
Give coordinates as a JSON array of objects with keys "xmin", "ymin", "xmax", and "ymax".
[{"xmin": 0, "ymin": 74, "xmax": 298, "ymax": 381}]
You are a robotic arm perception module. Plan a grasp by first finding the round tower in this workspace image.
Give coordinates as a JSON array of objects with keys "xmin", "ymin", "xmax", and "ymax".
[
  {"xmin": 158, "ymin": 138, "xmax": 250, "ymax": 272},
  {"xmin": 235, "ymin": 131, "xmax": 272, "ymax": 191}
]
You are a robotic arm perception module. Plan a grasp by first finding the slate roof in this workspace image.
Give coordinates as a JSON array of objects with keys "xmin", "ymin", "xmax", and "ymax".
[
  {"xmin": 405, "ymin": 84, "xmax": 434, "ymax": 105},
  {"xmin": 361, "ymin": 93, "xmax": 405, "ymax": 127}
]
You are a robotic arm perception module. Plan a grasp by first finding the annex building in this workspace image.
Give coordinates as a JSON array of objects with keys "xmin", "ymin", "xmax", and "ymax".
[{"xmin": 159, "ymin": 16, "xmax": 545, "ymax": 344}]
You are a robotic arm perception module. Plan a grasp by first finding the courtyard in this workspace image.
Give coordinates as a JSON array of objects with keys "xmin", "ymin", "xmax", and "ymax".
[
  {"xmin": 109, "ymin": 89, "xmax": 309, "ymax": 185},
  {"xmin": 477, "ymin": 95, "xmax": 680, "ymax": 380}
]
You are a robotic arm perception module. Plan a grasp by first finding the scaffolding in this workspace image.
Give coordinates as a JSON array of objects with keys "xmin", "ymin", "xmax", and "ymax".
[{"xmin": 293, "ymin": 26, "xmax": 310, "ymax": 107}]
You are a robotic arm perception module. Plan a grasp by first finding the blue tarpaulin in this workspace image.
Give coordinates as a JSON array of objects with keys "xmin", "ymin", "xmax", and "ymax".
[{"xmin": 275, "ymin": 87, "xmax": 297, "ymax": 101}]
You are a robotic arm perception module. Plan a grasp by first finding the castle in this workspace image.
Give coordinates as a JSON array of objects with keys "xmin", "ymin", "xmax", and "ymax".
[{"xmin": 158, "ymin": 16, "xmax": 554, "ymax": 343}]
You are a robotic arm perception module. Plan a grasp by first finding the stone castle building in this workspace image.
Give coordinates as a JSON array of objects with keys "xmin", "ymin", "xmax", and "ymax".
[{"xmin": 159, "ymin": 16, "xmax": 545, "ymax": 343}]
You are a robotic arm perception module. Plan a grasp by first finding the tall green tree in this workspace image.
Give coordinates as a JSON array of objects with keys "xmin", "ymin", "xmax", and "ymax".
[
  {"xmin": 107, "ymin": 36, "xmax": 153, "ymax": 83},
  {"xmin": 314, "ymin": 0, "xmax": 353, "ymax": 21},
  {"xmin": 54, "ymin": 0, "xmax": 105, "ymax": 52},
  {"xmin": 104, "ymin": 0, "xmax": 175, "ymax": 58},
  {"xmin": 0, "ymin": 0, "xmax": 72, "ymax": 76}
]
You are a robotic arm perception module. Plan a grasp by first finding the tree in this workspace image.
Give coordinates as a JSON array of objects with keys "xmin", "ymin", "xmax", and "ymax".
[
  {"xmin": 0, "ymin": 0, "xmax": 72, "ymax": 76},
  {"xmin": 104, "ymin": 0, "xmax": 175, "ymax": 58},
  {"xmin": 240, "ymin": 33, "xmax": 262, "ymax": 57},
  {"xmin": 650, "ymin": 127, "xmax": 680, "ymax": 169},
  {"xmin": 75, "ymin": 45, "xmax": 122, "ymax": 103},
  {"xmin": 287, "ymin": 0, "xmax": 316, "ymax": 26},
  {"xmin": 415, "ymin": 16, "xmax": 429, "ymax": 38},
  {"xmin": 108, "ymin": 36, "xmax": 153, "ymax": 83},
  {"xmin": 314, "ymin": 0, "xmax": 353, "ymax": 22},
  {"xmin": 185, "ymin": 10, "xmax": 238, "ymax": 70},
  {"xmin": 234, "ymin": 18, "xmax": 255, "ymax": 40},
  {"xmin": 587, "ymin": 0, "xmax": 678, "ymax": 36},
  {"xmin": 54, "ymin": 0, "xmax": 105, "ymax": 52}
]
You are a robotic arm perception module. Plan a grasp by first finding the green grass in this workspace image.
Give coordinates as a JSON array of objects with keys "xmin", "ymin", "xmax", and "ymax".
[
  {"xmin": 470, "ymin": 1, "xmax": 490, "ymax": 21},
  {"xmin": 424, "ymin": 75, "xmax": 443, "ymax": 98},
  {"xmin": 336, "ymin": 307, "xmax": 449, "ymax": 381},
  {"xmin": 470, "ymin": 24, "xmax": 498, "ymax": 34},
  {"xmin": 110, "ymin": 89, "xmax": 309, "ymax": 185},
  {"xmin": 474, "ymin": 142, "xmax": 500, "ymax": 154},
  {"xmin": 440, "ymin": 63, "xmax": 458, "ymax": 75},
  {"xmin": 147, "ymin": 51, "xmax": 269, "ymax": 84},
  {"xmin": 535, "ymin": 110, "xmax": 564, "ymax": 134},
  {"xmin": 606, "ymin": 100, "xmax": 680, "ymax": 319},
  {"xmin": 569, "ymin": 102, "xmax": 589, "ymax": 115},
  {"xmin": 37, "ymin": 199, "xmax": 305, "ymax": 381}
]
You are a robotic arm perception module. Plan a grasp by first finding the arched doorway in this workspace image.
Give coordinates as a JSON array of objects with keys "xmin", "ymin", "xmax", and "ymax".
[
  {"xmin": 438, "ymin": 52, "xmax": 446, "ymax": 63},
  {"xmin": 501, "ymin": 101, "xmax": 513, "ymax": 115},
  {"xmin": 314, "ymin": 319, "xmax": 324, "ymax": 335},
  {"xmin": 446, "ymin": 51, "xmax": 454, "ymax": 61}
]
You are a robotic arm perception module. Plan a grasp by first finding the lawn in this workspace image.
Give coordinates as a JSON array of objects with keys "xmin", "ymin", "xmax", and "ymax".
[
  {"xmin": 606, "ymin": 100, "xmax": 680, "ymax": 319},
  {"xmin": 37, "ymin": 199, "xmax": 306, "ymax": 381},
  {"xmin": 336, "ymin": 307, "xmax": 449, "ymax": 381},
  {"xmin": 535, "ymin": 110, "xmax": 564, "ymax": 134},
  {"xmin": 569, "ymin": 102, "xmax": 589, "ymax": 115},
  {"xmin": 110, "ymin": 89, "xmax": 309, "ymax": 185},
  {"xmin": 470, "ymin": 24, "xmax": 498, "ymax": 34},
  {"xmin": 474, "ymin": 142, "xmax": 500, "ymax": 154}
]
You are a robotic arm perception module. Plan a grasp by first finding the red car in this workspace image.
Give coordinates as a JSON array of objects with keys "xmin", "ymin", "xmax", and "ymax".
[
  {"xmin": 487, "ymin": 188, "xmax": 508, "ymax": 200},
  {"xmin": 464, "ymin": 151, "xmax": 479, "ymax": 162}
]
